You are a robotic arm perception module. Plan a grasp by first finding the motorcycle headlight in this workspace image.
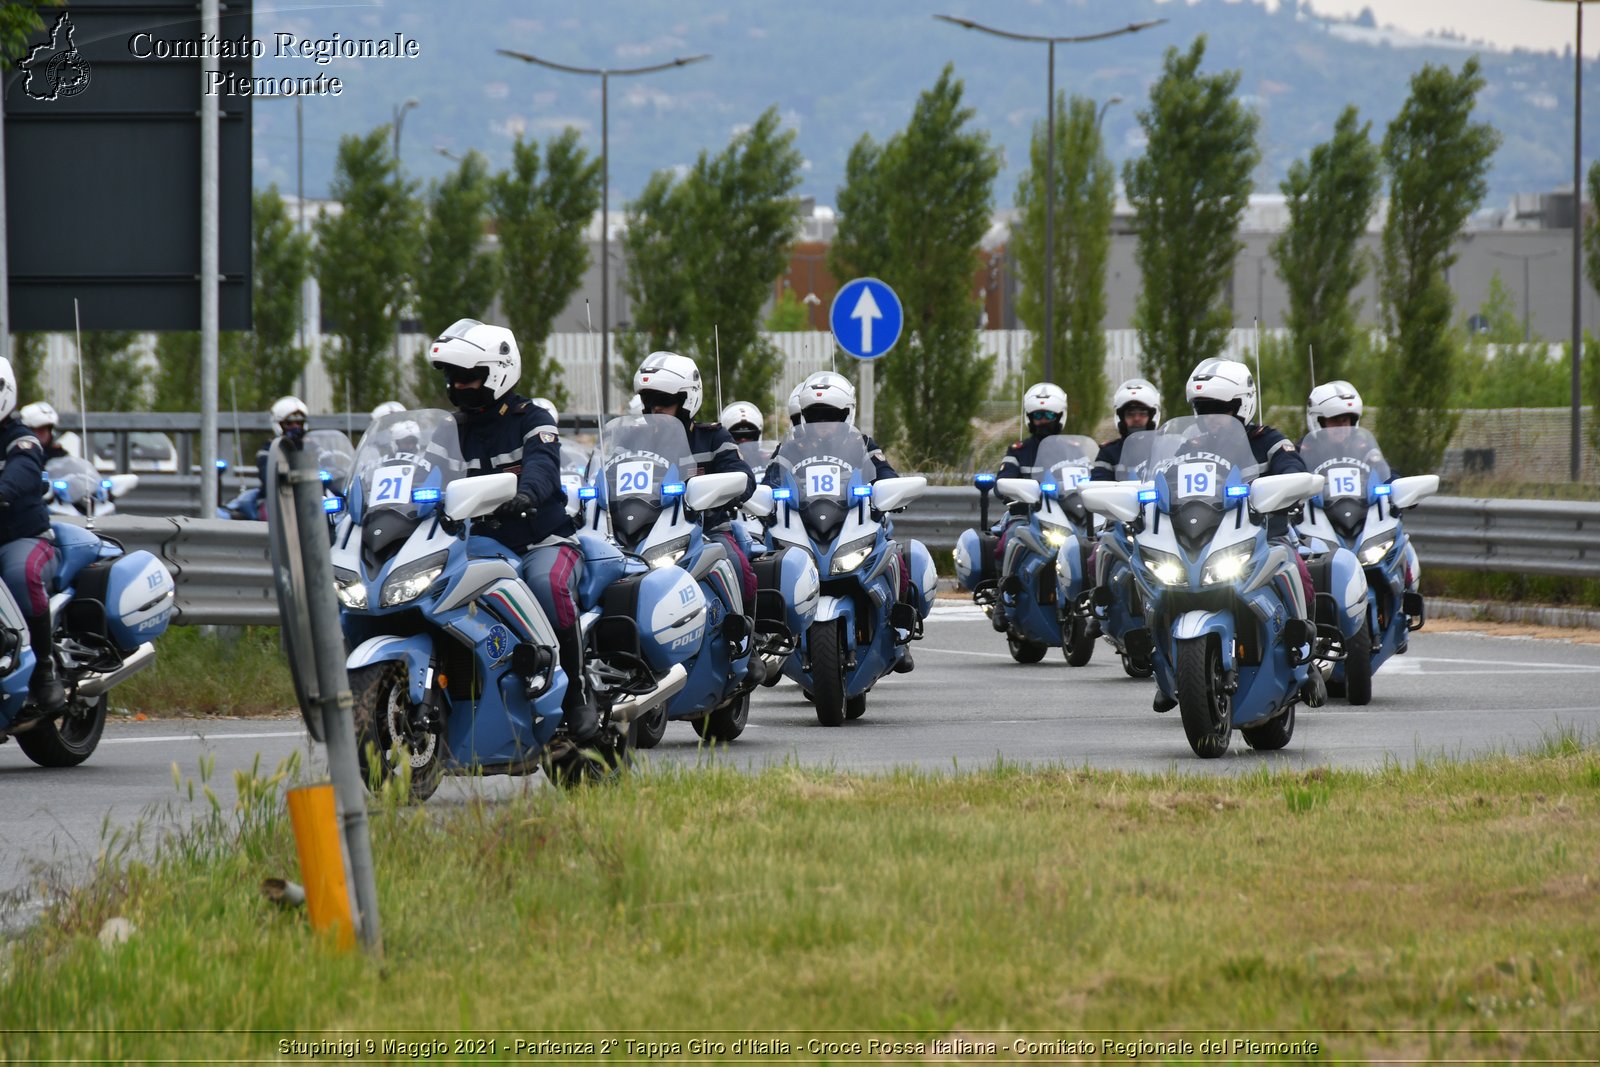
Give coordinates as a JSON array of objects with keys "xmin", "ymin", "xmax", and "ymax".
[
  {"xmin": 379, "ymin": 552, "xmax": 447, "ymax": 607},
  {"xmin": 1141, "ymin": 548, "xmax": 1186, "ymax": 586},
  {"xmin": 1042, "ymin": 524, "xmax": 1069, "ymax": 550},
  {"xmin": 1202, "ymin": 544, "xmax": 1254, "ymax": 586},
  {"xmin": 1359, "ymin": 534, "xmax": 1396, "ymax": 566},
  {"xmin": 643, "ymin": 536, "xmax": 690, "ymax": 570},
  {"xmin": 831, "ymin": 535, "xmax": 876, "ymax": 574},
  {"xmin": 334, "ymin": 570, "xmax": 368, "ymax": 610}
]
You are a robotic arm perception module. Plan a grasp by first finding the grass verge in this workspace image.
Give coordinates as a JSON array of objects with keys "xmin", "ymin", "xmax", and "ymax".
[
  {"xmin": 115, "ymin": 626, "xmax": 296, "ymax": 718},
  {"xmin": 1425, "ymin": 568, "xmax": 1600, "ymax": 612},
  {"xmin": 3, "ymin": 746, "xmax": 1599, "ymax": 1061}
]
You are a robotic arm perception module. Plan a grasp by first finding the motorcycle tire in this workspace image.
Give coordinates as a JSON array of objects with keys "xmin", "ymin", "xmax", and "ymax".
[
  {"xmin": 810, "ymin": 619, "xmax": 848, "ymax": 727},
  {"xmin": 1064, "ymin": 614, "xmax": 1096, "ymax": 667},
  {"xmin": 1343, "ymin": 627, "xmax": 1373, "ymax": 707},
  {"xmin": 15, "ymin": 694, "xmax": 106, "ymax": 768},
  {"xmin": 1120, "ymin": 652, "xmax": 1153, "ymax": 679},
  {"xmin": 693, "ymin": 690, "xmax": 750, "ymax": 743},
  {"xmin": 631, "ymin": 705, "xmax": 667, "ymax": 750},
  {"xmin": 1007, "ymin": 634, "xmax": 1048, "ymax": 664},
  {"xmin": 1242, "ymin": 701, "xmax": 1296, "ymax": 751},
  {"xmin": 1175, "ymin": 637, "xmax": 1232, "ymax": 759},
  {"xmin": 350, "ymin": 662, "xmax": 443, "ymax": 801},
  {"xmin": 543, "ymin": 723, "xmax": 633, "ymax": 788}
]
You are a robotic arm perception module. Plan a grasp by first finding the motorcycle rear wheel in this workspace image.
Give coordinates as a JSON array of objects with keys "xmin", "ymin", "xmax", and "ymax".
[
  {"xmin": 350, "ymin": 662, "xmax": 443, "ymax": 801},
  {"xmin": 1120, "ymin": 651, "xmax": 1153, "ymax": 679},
  {"xmin": 1241, "ymin": 701, "xmax": 1296, "ymax": 751},
  {"xmin": 1176, "ymin": 638, "xmax": 1232, "ymax": 759},
  {"xmin": 15, "ymin": 693, "xmax": 106, "ymax": 768},
  {"xmin": 1064, "ymin": 614, "xmax": 1096, "ymax": 667},
  {"xmin": 1007, "ymin": 634, "xmax": 1048, "ymax": 663},
  {"xmin": 810, "ymin": 619, "xmax": 848, "ymax": 727},
  {"xmin": 631, "ymin": 705, "xmax": 667, "ymax": 749},
  {"xmin": 1343, "ymin": 628, "xmax": 1373, "ymax": 706},
  {"xmin": 693, "ymin": 689, "xmax": 749, "ymax": 742},
  {"xmin": 543, "ymin": 724, "xmax": 632, "ymax": 787}
]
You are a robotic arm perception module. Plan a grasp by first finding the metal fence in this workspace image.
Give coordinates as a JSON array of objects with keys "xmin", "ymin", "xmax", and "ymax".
[{"xmin": 75, "ymin": 491, "xmax": 1599, "ymax": 628}]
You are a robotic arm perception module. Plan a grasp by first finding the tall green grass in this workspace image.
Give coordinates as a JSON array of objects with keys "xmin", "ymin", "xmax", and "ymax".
[{"xmin": 116, "ymin": 626, "xmax": 296, "ymax": 717}]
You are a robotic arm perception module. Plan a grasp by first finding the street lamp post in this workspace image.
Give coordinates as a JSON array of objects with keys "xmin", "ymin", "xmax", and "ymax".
[
  {"xmin": 1487, "ymin": 246, "xmax": 1561, "ymax": 341},
  {"xmin": 935, "ymin": 15, "xmax": 1164, "ymax": 384},
  {"xmin": 391, "ymin": 98, "xmax": 419, "ymax": 382},
  {"xmin": 497, "ymin": 49, "xmax": 710, "ymax": 416}
]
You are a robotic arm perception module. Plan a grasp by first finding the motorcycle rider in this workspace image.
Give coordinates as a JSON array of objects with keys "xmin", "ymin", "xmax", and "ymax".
[
  {"xmin": 787, "ymin": 383, "xmax": 805, "ymax": 429},
  {"xmin": 997, "ymin": 382, "xmax": 1067, "ymax": 479},
  {"xmin": 430, "ymin": 318, "xmax": 599, "ymax": 745},
  {"xmin": 1153, "ymin": 357, "xmax": 1322, "ymax": 712},
  {"xmin": 0, "ymin": 361, "xmax": 66, "ymax": 719},
  {"xmin": 370, "ymin": 400, "xmax": 405, "ymax": 424},
  {"xmin": 1090, "ymin": 378, "xmax": 1160, "ymax": 481},
  {"xmin": 633, "ymin": 351, "xmax": 760, "ymax": 608},
  {"xmin": 20, "ymin": 403, "xmax": 73, "ymax": 462},
  {"xmin": 720, "ymin": 401, "xmax": 764, "ymax": 446},
  {"xmin": 258, "ymin": 396, "xmax": 309, "ymax": 488}
]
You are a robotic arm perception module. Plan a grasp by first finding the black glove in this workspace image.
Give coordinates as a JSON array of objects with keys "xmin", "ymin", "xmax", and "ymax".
[{"xmin": 494, "ymin": 492, "xmax": 534, "ymax": 521}]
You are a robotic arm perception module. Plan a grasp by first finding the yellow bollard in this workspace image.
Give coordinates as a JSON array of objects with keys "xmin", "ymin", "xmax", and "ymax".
[{"xmin": 286, "ymin": 783, "xmax": 357, "ymax": 951}]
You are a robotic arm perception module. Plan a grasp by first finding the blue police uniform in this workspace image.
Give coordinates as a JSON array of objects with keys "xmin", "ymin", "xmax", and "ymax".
[
  {"xmin": 683, "ymin": 418, "xmax": 758, "ymax": 603},
  {"xmin": 997, "ymin": 431, "xmax": 1057, "ymax": 479},
  {"xmin": 0, "ymin": 417, "xmax": 61, "ymax": 706}
]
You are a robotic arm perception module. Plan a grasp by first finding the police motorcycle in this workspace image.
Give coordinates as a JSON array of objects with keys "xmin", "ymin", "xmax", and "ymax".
[
  {"xmin": 1086, "ymin": 429, "xmax": 1159, "ymax": 679},
  {"xmin": 1079, "ymin": 416, "xmax": 1325, "ymax": 758},
  {"xmin": 581, "ymin": 413, "xmax": 801, "ymax": 748},
  {"xmin": 219, "ymin": 430, "xmax": 354, "ymax": 524},
  {"xmin": 45, "ymin": 456, "xmax": 138, "ymax": 519},
  {"xmin": 332, "ymin": 410, "xmax": 694, "ymax": 799},
  {"xmin": 559, "ymin": 440, "xmax": 592, "ymax": 518},
  {"xmin": 764, "ymin": 422, "xmax": 935, "ymax": 726},
  {"xmin": 954, "ymin": 435, "xmax": 1101, "ymax": 664},
  {"xmin": 0, "ymin": 517, "xmax": 177, "ymax": 767},
  {"xmin": 1295, "ymin": 427, "xmax": 1437, "ymax": 705}
]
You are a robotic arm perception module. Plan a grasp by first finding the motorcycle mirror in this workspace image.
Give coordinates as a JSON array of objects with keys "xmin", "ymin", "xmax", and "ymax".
[{"xmin": 443, "ymin": 472, "xmax": 517, "ymax": 521}]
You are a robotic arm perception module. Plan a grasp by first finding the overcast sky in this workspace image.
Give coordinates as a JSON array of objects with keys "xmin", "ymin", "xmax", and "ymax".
[{"xmin": 1268, "ymin": 0, "xmax": 1599, "ymax": 56}]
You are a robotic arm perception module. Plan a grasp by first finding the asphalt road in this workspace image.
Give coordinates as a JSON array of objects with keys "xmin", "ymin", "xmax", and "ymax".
[{"xmin": 5, "ymin": 604, "xmax": 1599, "ymax": 907}]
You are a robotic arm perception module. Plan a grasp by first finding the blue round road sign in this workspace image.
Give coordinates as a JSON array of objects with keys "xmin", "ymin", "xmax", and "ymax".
[{"xmin": 830, "ymin": 277, "xmax": 903, "ymax": 360}]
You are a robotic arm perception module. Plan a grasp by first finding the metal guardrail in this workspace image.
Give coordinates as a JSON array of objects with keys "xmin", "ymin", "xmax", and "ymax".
[{"xmin": 73, "ymin": 492, "xmax": 1599, "ymax": 628}]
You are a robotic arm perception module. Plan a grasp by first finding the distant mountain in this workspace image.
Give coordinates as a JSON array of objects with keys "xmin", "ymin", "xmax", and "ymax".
[{"xmin": 248, "ymin": 0, "xmax": 1594, "ymax": 213}]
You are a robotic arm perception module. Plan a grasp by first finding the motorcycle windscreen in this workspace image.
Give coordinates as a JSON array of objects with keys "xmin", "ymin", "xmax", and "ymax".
[
  {"xmin": 46, "ymin": 456, "xmax": 105, "ymax": 508},
  {"xmin": 304, "ymin": 429, "xmax": 357, "ymax": 495},
  {"xmin": 1116, "ymin": 429, "xmax": 1157, "ymax": 482},
  {"xmin": 1146, "ymin": 415, "xmax": 1258, "ymax": 551},
  {"xmin": 771, "ymin": 422, "xmax": 870, "ymax": 545},
  {"xmin": 1301, "ymin": 427, "xmax": 1390, "ymax": 540},
  {"xmin": 1034, "ymin": 433, "xmax": 1100, "ymax": 524},
  {"xmin": 351, "ymin": 408, "xmax": 465, "ymax": 523},
  {"xmin": 597, "ymin": 414, "xmax": 694, "ymax": 545}
]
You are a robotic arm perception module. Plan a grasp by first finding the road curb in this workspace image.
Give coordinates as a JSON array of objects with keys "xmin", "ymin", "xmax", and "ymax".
[{"xmin": 1429, "ymin": 597, "xmax": 1600, "ymax": 631}]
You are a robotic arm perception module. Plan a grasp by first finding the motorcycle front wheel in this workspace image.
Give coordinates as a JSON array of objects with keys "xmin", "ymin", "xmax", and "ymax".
[
  {"xmin": 631, "ymin": 705, "xmax": 667, "ymax": 749},
  {"xmin": 1175, "ymin": 637, "xmax": 1232, "ymax": 759},
  {"xmin": 350, "ymin": 662, "xmax": 443, "ymax": 801},
  {"xmin": 810, "ymin": 619, "xmax": 848, "ymax": 727},
  {"xmin": 1064, "ymin": 613, "xmax": 1096, "ymax": 667}
]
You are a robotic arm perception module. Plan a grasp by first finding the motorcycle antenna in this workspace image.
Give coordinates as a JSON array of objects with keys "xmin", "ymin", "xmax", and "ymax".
[
  {"xmin": 1307, "ymin": 344, "xmax": 1318, "ymax": 392},
  {"xmin": 586, "ymin": 298, "xmax": 605, "ymax": 455},
  {"xmin": 229, "ymin": 377, "xmax": 244, "ymax": 470},
  {"xmin": 1252, "ymin": 316, "xmax": 1263, "ymax": 421},
  {"xmin": 713, "ymin": 324, "xmax": 724, "ymax": 418},
  {"xmin": 73, "ymin": 298, "xmax": 88, "ymax": 454}
]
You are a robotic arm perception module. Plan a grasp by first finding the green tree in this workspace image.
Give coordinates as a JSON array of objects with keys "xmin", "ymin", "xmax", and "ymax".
[
  {"xmin": 830, "ymin": 66, "xmax": 998, "ymax": 466},
  {"xmin": 414, "ymin": 152, "xmax": 498, "ymax": 398},
  {"xmin": 1272, "ymin": 105, "xmax": 1382, "ymax": 391},
  {"xmin": 1124, "ymin": 37, "xmax": 1261, "ymax": 415},
  {"xmin": 493, "ymin": 130, "xmax": 602, "ymax": 408},
  {"xmin": 622, "ymin": 108, "xmax": 804, "ymax": 410},
  {"xmin": 78, "ymin": 332, "xmax": 146, "ymax": 410},
  {"xmin": 315, "ymin": 127, "xmax": 419, "ymax": 412},
  {"xmin": 9, "ymin": 334, "xmax": 46, "ymax": 402},
  {"xmin": 765, "ymin": 288, "xmax": 810, "ymax": 332},
  {"xmin": 1012, "ymin": 93, "xmax": 1115, "ymax": 435},
  {"xmin": 1375, "ymin": 57, "xmax": 1500, "ymax": 474},
  {"xmin": 0, "ymin": 0, "xmax": 62, "ymax": 68},
  {"xmin": 154, "ymin": 188, "xmax": 310, "ymax": 413}
]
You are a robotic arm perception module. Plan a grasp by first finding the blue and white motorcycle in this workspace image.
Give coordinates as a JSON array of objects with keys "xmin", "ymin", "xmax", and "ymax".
[
  {"xmin": 1296, "ymin": 427, "xmax": 1437, "ymax": 705},
  {"xmin": 764, "ymin": 423, "xmax": 935, "ymax": 726},
  {"xmin": 954, "ymin": 434, "xmax": 1100, "ymax": 664},
  {"xmin": 583, "ymin": 414, "xmax": 802, "ymax": 748},
  {"xmin": 218, "ymin": 429, "xmax": 354, "ymax": 525},
  {"xmin": 1086, "ymin": 429, "xmax": 1159, "ymax": 678},
  {"xmin": 0, "ymin": 519, "xmax": 176, "ymax": 766},
  {"xmin": 46, "ymin": 456, "xmax": 138, "ymax": 519},
  {"xmin": 333, "ymin": 410, "xmax": 699, "ymax": 799},
  {"xmin": 1080, "ymin": 416, "xmax": 1324, "ymax": 758}
]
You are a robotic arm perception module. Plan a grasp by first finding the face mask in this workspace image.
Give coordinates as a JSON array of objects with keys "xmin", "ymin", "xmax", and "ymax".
[{"xmin": 449, "ymin": 383, "xmax": 495, "ymax": 410}]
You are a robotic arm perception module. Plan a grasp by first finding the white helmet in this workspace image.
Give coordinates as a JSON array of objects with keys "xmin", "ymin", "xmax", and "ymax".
[
  {"xmin": 626, "ymin": 394, "xmax": 644, "ymax": 417},
  {"xmin": 1112, "ymin": 377, "xmax": 1161, "ymax": 433},
  {"xmin": 1306, "ymin": 380, "xmax": 1364, "ymax": 432},
  {"xmin": 370, "ymin": 401, "xmax": 405, "ymax": 421},
  {"xmin": 1185, "ymin": 358, "xmax": 1257, "ymax": 424},
  {"xmin": 1021, "ymin": 382, "xmax": 1067, "ymax": 430},
  {"xmin": 430, "ymin": 318, "xmax": 522, "ymax": 402},
  {"xmin": 720, "ymin": 401, "xmax": 763, "ymax": 438},
  {"xmin": 270, "ymin": 395, "xmax": 308, "ymax": 432},
  {"xmin": 798, "ymin": 371, "xmax": 856, "ymax": 424},
  {"xmin": 0, "ymin": 359, "xmax": 16, "ymax": 423},
  {"xmin": 787, "ymin": 383, "xmax": 805, "ymax": 427},
  {"xmin": 633, "ymin": 352, "xmax": 703, "ymax": 417},
  {"xmin": 531, "ymin": 397, "xmax": 559, "ymax": 424},
  {"xmin": 20, "ymin": 401, "xmax": 59, "ymax": 430}
]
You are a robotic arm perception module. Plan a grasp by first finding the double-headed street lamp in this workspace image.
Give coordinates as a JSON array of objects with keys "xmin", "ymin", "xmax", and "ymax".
[
  {"xmin": 497, "ymin": 48, "xmax": 711, "ymax": 416},
  {"xmin": 935, "ymin": 14, "xmax": 1164, "ymax": 383},
  {"xmin": 391, "ymin": 98, "xmax": 419, "ymax": 376}
]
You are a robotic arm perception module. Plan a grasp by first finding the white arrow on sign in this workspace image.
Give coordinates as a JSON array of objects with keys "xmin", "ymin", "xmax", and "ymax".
[{"xmin": 850, "ymin": 285, "xmax": 883, "ymax": 354}]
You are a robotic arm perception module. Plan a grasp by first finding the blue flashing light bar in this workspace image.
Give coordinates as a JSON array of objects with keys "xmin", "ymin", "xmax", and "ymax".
[
  {"xmin": 1225, "ymin": 484, "xmax": 1250, "ymax": 498},
  {"xmin": 319, "ymin": 470, "xmax": 333, "ymax": 483},
  {"xmin": 1373, "ymin": 484, "xmax": 1392, "ymax": 496},
  {"xmin": 1137, "ymin": 488, "xmax": 1158, "ymax": 503},
  {"xmin": 215, "ymin": 459, "xmax": 229, "ymax": 470},
  {"xmin": 411, "ymin": 487, "xmax": 441, "ymax": 503},
  {"xmin": 974, "ymin": 473, "xmax": 996, "ymax": 486},
  {"xmin": 578, "ymin": 485, "xmax": 597, "ymax": 501},
  {"xmin": 662, "ymin": 482, "xmax": 686, "ymax": 497},
  {"xmin": 323, "ymin": 497, "xmax": 344, "ymax": 514},
  {"xmin": 1040, "ymin": 482, "xmax": 1058, "ymax": 493},
  {"xmin": 772, "ymin": 488, "xmax": 793, "ymax": 500},
  {"xmin": 851, "ymin": 485, "xmax": 873, "ymax": 498}
]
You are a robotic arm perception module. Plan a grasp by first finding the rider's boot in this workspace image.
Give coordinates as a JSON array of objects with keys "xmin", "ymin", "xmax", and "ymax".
[
  {"xmin": 1300, "ymin": 666, "xmax": 1328, "ymax": 708},
  {"xmin": 555, "ymin": 628, "xmax": 599, "ymax": 744},
  {"xmin": 23, "ymin": 615, "xmax": 66, "ymax": 720}
]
